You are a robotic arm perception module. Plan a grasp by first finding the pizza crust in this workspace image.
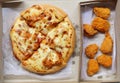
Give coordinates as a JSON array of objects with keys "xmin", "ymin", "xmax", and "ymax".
[
  {"xmin": 41, "ymin": 4, "xmax": 67, "ymax": 18},
  {"xmin": 10, "ymin": 4, "xmax": 75, "ymax": 74},
  {"xmin": 21, "ymin": 61, "xmax": 67, "ymax": 74},
  {"xmin": 10, "ymin": 33, "xmax": 25, "ymax": 61},
  {"xmin": 63, "ymin": 17, "xmax": 76, "ymax": 62},
  {"xmin": 10, "ymin": 18, "xmax": 37, "ymax": 61}
]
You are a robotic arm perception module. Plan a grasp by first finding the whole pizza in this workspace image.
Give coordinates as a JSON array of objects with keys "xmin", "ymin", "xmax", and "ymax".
[{"xmin": 10, "ymin": 4, "xmax": 75, "ymax": 74}]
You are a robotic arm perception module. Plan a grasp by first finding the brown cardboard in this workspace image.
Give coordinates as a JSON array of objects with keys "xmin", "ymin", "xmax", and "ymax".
[
  {"xmin": 115, "ymin": 0, "xmax": 120, "ymax": 81},
  {"xmin": 0, "ymin": 3, "xmax": 4, "ymax": 83},
  {"xmin": 0, "ymin": 0, "xmax": 21, "ymax": 3},
  {"xmin": 0, "ymin": 0, "xmax": 120, "ymax": 83}
]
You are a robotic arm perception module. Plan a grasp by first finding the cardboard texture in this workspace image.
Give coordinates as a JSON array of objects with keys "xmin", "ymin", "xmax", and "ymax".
[
  {"xmin": 0, "ymin": 3, "xmax": 3, "ymax": 83},
  {"xmin": 115, "ymin": 0, "xmax": 120, "ymax": 81},
  {"xmin": 0, "ymin": 0, "xmax": 120, "ymax": 83}
]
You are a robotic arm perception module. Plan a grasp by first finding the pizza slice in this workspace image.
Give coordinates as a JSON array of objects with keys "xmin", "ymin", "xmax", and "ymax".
[
  {"xmin": 10, "ymin": 18, "xmax": 45, "ymax": 61},
  {"xmin": 47, "ymin": 17, "xmax": 75, "ymax": 61}
]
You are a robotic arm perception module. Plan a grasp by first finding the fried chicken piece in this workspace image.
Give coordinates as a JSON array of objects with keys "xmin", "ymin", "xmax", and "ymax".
[
  {"xmin": 83, "ymin": 24, "xmax": 98, "ymax": 37},
  {"xmin": 97, "ymin": 54, "xmax": 112, "ymax": 68},
  {"xmin": 85, "ymin": 44, "xmax": 98, "ymax": 59},
  {"xmin": 87, "ymin": 59, "xmax": 99, "ymax": 76},
  {"xmin": 92, "ymin": 17, "xmax": 110, "ymax": 33},
  {"xmin": 93, "ymin": 7, "xmax": 110, "ymax": 19},
  {"xmin": 100, "ymin": 32, "xmax": 113, "ymax": 54}
]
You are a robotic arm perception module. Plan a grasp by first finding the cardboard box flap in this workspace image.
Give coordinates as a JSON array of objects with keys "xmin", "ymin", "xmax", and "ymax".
[{"xmin": 0, "ymin": 3, "xmax": 3, "ymax": 83}]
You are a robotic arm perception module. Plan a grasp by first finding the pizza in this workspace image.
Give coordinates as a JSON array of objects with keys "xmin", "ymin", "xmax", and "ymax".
[{"xmin": 10, "ymin": 4, "xmax": 75, "ymax": 74}]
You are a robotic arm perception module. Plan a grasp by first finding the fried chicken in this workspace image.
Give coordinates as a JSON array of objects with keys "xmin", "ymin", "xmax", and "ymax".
[
  {"xmin": 93, "ymin": 7, "xmax": 110, "ymax": 19},
  {"xmin": 97, "ymin": 54, "xmax": 112, "ymax": 68},
  {"xmin": 92, "ymin": 17, "xmax": 110, "ymax": 33},
  {"xmin": 83, "ymin": 24, "xmax": 98, "ymax": 37},
  {"xmin": 100, "ymin": 32, "xmax": 113, "ymax": 54},
  {"xmin": 87, "ymin": 59, "xmax": 99, "ymax": 76},
  {"xmin": 85, "ymin": 44, "xmax": 98, "ymax": 59}
]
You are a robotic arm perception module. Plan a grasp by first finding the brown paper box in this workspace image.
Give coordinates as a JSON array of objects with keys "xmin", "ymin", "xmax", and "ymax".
[{"xmin": 0, "ymin": 0, "xmax": 120, "ymax": 83}]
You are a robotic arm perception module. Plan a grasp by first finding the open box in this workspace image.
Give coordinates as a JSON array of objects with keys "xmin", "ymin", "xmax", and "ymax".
[
  {"xmin": 80, "ymin": 0, "xmax": 117, "ymax": 81},
  {"xmin": 0, "ymin": 0, "xmax": 120, "ymax": 83},
  {"xmin": 79, "ymin": 0, "xmax": 120, "ymax": 82}
]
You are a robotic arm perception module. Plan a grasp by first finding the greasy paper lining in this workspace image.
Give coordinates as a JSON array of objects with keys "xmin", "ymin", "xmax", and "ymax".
[
  {"xmin": 81, "ymin": 5, "xmax": 116, "ymax": 80},
  {"xmin": 2, "ymin": 7, "xmax": 79, "ymax": 80}
]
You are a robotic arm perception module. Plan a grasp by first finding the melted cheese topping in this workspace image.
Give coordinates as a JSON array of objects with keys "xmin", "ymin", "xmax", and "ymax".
[
  {"xmin": 21, "ymin": 5, "xmax": 44, "ymax": 21},
  {"xmin": 21, "ymin": 21, "xmax": 72, "ymax": 69},
  {"xmin": 11, "ymin": 18, "xmax": 45, "ymax": 59},
  {"xmin": 48, "ymin": 21, "xmax": 72, "ymax": 47}
]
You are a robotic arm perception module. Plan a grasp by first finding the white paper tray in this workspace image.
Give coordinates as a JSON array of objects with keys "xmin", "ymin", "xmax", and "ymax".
[{"xmin": 80, "ymin": 0, "xmax": 119, "ymax": 82}]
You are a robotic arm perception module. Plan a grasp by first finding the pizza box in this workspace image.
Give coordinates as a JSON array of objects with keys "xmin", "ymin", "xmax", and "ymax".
[
  {"xmin": 0, "ymin": 0, "xmax": 120, "ymax": 83},
  {"xmin": 79, "ymin": 0, "xmax": 120, "ymax": 82}
]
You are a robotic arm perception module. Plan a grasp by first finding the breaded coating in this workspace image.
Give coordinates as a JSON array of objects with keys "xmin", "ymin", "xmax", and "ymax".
[
  {"xmin": 92, "ymin": 17, "xmax": 110, "ymax": 33},
  {"xmin": 83, "ymin": 24, "xmax": 98, "ymax": 37},
  {"xmin": 85, "ymin": 44, "xmax": 98, "ymax": 59},
  {"xmin": 100, "ymin": 32, "xmax": 113, "ymax": 54},
  {"xmin": 94, "ymin": 7, "xmax": 110, "ymax": 19},
  {"xmin": 97, "ymin": 54, "xmax": 112, "ymax": 68},
  {"xmin": 87, "ymin": 59, "xmax": 99, "ymax": 76}
]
